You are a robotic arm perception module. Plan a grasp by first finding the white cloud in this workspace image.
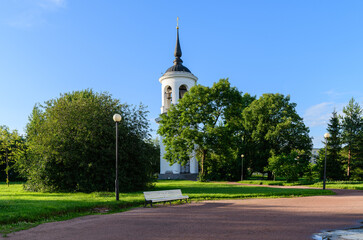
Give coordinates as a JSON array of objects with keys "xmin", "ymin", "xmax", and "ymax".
[
  {"xmin": 303, "ymin": 102, "xmax": 345, "ymax": 127},
  {"xmin": 324, "ymin": 89, "xmax": 346, "ymax": 97},
  {"xmin": 304, "ymin": 99, "xmax": 355, "ymax": 148},
  {"xmin": 48, "ymin": 0, "xmax": 65, "ymax": 5},
  {"xmin": 304, "ymin": 102, "xmax": 334, "ymax": 127},
  {"xmin": 5, "ymin": 0, "xmax": 66, "ymax": 28},
  {"xmin": 7, "ymin": 9, "xmax": 41, "ymax": 28},
  {"xmin": 38, "ymin": 0, "xmax": 66, "ymax": 10},
  {"xmin": 323, "ymin": 89, "xmax": 363, "ymax": 102}
]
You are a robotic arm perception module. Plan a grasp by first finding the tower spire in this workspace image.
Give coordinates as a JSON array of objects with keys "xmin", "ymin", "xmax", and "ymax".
[{"xmin": 174, "ymin": 17, "xmax": 183, "ymax": 65}]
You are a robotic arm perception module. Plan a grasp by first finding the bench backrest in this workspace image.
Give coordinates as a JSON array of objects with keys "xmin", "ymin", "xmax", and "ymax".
[{"xmin": 143, "ymin": 189, "xmax": 183, "ymax": 200}]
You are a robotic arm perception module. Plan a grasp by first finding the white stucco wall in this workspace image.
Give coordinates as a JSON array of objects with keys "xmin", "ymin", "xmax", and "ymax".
[
  {"xmin": 159, "ymin": 136, "xmax": 181, "ymax": 174},
  {"xmin": 189, "ymin": 155, "xmax": 198, "ymax": 174},
  {"xmin": 158, "ymin": 71, "xmax": 199, "ymax": 174},
  {"xmin": 159, "ymin": 72, "xmax": 198, "ymax": 114}
]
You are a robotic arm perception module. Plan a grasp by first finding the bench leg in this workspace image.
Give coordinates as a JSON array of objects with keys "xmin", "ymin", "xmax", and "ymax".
[{"xmin": 145, "ymin": 201, "xmax": 153, "ymax": 208}]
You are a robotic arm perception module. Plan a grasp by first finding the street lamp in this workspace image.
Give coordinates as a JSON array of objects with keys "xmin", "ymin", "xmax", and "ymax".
[
  {"xmin": 241, "ymin": 154, "xmax": 245, "ymax": 181},
  {"xmin": 323, "ymin": 132, "xmax": 330, "ymax": 190},
  {"xmin": 113, "ymin": 113, "xmax": 122, "ymax": 200}
]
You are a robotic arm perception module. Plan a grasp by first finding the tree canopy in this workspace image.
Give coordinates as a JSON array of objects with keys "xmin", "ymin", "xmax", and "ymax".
[
  {"xmin": 158, "ymin": 79, "xmax": 254, "ymax": 179},
  {"xmin": 0, "ymin": 126, "xmax": 26, "ymax": 185},
  {"xmin": 315, "ymin": 110, "xmax": 345, "ymax": 180},
  {"xmin": 341, "ymin": 97, "xmax": 363, "ymax": 179},
  {"xmin": 267, "ymin": 150, "xmax": 308, "ymax": 182},
  {"xmin": 242, "ymin": 93, "xmax": 312, "ymax": 177},
  {"xmin": 17, "ymin": 89, "xmax": 157, "ymax": 192},
  {"xmin": 158, "ymin": 80, "xmax": 312, "ymax": 181}
]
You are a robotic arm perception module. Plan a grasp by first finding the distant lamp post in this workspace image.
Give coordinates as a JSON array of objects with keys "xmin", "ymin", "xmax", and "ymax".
[
  {"xmin": 241, "ymin": 154, "xmax": 245, "ymax": 181},
  {"xmin": 113, "ymin": 113, "xmax": 122, "ymax": 200},
  {"xmin": 323, "ymin": 132, "xmax": 331, "ymax": 190}
]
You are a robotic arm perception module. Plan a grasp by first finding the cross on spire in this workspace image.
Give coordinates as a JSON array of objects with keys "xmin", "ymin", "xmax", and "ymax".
[{"xmin": 174, "ymin": 17, "xmax": 182, "ymax": 65}]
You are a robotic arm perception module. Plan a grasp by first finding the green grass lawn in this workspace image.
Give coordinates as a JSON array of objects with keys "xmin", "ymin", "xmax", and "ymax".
[
  {"xmin": 238, "ymin": 179, "xmax": 310, "ymax": 186},
  {"xmin": 238, "ymin": 179, "xmax": 363, "ymax": 190},
  {"xmin": 0, "ymin": 180, "xmax": 333, "ymax": 235},
  {"xmin": 308, "ymin": 181, "xmax": 363, "ymax": 190}
]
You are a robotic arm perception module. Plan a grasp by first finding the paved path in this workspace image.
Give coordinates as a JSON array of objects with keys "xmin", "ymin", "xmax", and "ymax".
[{"xmin": 4, "ymin": 188, "xmax": 363, "ymax": 240}]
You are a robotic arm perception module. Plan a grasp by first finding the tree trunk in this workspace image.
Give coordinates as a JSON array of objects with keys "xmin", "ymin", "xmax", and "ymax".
[
  {"xmin": 201, "ymin": 150, "xmax": 206, "ymax": 177},
  {"xmin": 6, "ymin": 149, "xmax": 9, "ymax": 187},
  {"xmin": 348, "ymin": 145, "xmax": 351, "ymax": 179}
]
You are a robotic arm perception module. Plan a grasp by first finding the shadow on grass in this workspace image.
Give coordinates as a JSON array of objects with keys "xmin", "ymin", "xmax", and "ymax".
[
  {"xmin": 155, "ymin": 184, "xmax": 333, "ymax": 196},
  {"xmin": 0, "ymin": 198, "xmax": 144, "ymax": 225},
  {"xmin": 0, "ymin": 180, "xmax": 336, "ymax": 236}
]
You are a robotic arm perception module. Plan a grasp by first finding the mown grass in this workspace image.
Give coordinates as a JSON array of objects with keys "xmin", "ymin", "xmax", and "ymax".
[
  {"xmin": 0, "ymin": 183, "xmax": 143, "ymax": 235},
  {"xmin": 308, "ymin": 181, "xmax": 363, "ymax": 190},
  {"xmin": 238, "ymin": 179, "xmax": 363, "ymax": 190},
  {"xmin": 0, "ymin": 180, "xmax": 333, "ymax": 235},
  {"xmin": 155, "ymin": 180, "xmax": 333, "ymax": 199},
  {"xmin": 238, "ymin": 179, "xmax": 309, "ymax": 186}
]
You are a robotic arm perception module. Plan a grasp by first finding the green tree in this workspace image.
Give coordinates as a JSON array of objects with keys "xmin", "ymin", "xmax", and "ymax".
[
  {"xmin": 267, "ymin": 150, "xmax": 309, "ymax": 182},
  {"xmin": 341, "ymin": 98, "xmax": 363, "ymax": 179},
  {"xmin": 351, "ymin": 128, "xmax": 363, "ymax": 180},
  {"xmin": 18, "ymin": 89, "xmax": 155, "ymax": 192},
  {"xmin": 205, "ymin": 146, "xmax": 239, "ymax": 181},
  {"xmin": 315, "ymin": 110, "xmax": 345, "ymax": 180},
  {"xmin": 242, "ymin": 93, "xmax": 312, "ymax": 177},
  {"xmin": 146, "ymin": 137, "xmax": 160, "ymax": 175},
  {"xmin": 0, "ymin": 126, "xmax": 26, "ymax": 185},
  {"xmin": 158, "ymin": 79, "xmax": 253, "ymax": 180}
]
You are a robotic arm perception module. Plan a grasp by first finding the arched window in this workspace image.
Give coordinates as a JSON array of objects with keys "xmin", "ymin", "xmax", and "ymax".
[
  {"xmin": 164, "ymin": 86, "xmax": 172, "ymax": 110},
  {"xmin": 179, "ymin": 85, "xmax": 188, "ymax": 99}
]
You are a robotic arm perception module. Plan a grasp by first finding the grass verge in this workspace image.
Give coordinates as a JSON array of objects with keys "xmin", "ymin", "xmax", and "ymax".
[
  {"xmin": 238, "ymin": 179, "xmax": 363, "ymax": 190},
  {"xmin": 308, "ymin": 181, "xmax": 363, "ymax": 190},
  {"xmin": 0, "ymin": 180, "xmax": 333, "ymax": 235}
]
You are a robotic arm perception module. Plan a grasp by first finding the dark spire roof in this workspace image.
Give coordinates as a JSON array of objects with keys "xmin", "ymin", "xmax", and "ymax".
[
  {"xmin": 165, "ymin": 22, "xmax": 191, "ymax": 74},
  {"xmin": 173, "ymin": 28, "xmax": 182, "ymax": 65}
]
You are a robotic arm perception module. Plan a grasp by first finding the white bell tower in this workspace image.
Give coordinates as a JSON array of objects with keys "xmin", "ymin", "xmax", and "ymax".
[{"xmin": 157, "ymin": 19, "xmax": 199, "ymax": 179}]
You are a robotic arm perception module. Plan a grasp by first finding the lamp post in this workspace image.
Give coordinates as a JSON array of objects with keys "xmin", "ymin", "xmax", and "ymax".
[
  {"xmin": 241, "ymin": 154, "xmax": 245, "ymax": 181},
  {"xmin": 113, "ymin": 113, "xmax": 122, "ymax": 201},
  {"xmin": 323, "ymin": 132, "xmax": 330, "ymax": 190}
]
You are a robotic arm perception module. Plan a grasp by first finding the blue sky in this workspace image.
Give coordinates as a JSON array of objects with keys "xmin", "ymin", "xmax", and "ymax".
[{"xmin": 0, "ymin": 0, "xmax": 362, "ymax": 148}]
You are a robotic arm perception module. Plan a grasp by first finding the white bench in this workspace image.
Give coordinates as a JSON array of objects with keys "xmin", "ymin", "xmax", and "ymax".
[{"xmin": 143, "ymin": 189, "xmax": 189, "ymax": 207}]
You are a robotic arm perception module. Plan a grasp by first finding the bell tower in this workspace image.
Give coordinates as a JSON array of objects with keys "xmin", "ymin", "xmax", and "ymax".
[{"xmin": 157, "ymin": 19, "xmax": 199, "ymax": 179}]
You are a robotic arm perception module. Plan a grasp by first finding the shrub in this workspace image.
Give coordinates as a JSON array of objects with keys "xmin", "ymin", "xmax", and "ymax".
[{"xmin": 17, "ymin": 90, "xmax": 157, "ymax": 192}]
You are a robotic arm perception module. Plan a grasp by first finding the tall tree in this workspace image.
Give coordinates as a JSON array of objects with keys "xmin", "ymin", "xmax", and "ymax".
[
  {"xmin": 351, "ymin": 126, "xmax": 363, "ymax": 180},
  {"xmin": 267, "ymin": 150, "xmax": 308, "ymax": 182},
  {"xmin": 0, "ymin": 126, "xmax": 25, "ymax": 185},
  {"xmin": 158, "ymin": 79, "xmax": 254, "ymax": 180},
  {"xmin": 242, "ymin": 93, "xmax": 312, "ymax": 177},
  {"xmin": 341, "ymin": 98, "xmax": 363, "ymax": 178},
  {"xmin": 315, "ymin": 110, "xmax": 345, "ymax": 180},
  {"xmin": 18, "ymin": 89, "xmax": 156, "ymax": 192}
]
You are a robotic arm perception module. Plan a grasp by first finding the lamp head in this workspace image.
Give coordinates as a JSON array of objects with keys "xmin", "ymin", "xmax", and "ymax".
[
  {"xmin": 241, "ymin": 154, "xmax": 244, "ymax": 158},
  {"xmin": 113, "ymin": 114, "xmax": 122, "ymax": 122},
  {"xmin": 324, "ymin": 133, "xmax": 331, "ymax": 139}
]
